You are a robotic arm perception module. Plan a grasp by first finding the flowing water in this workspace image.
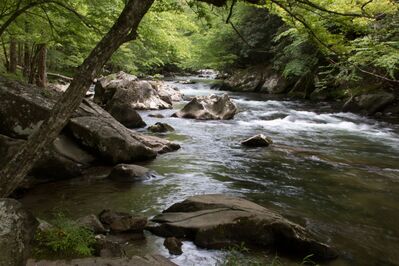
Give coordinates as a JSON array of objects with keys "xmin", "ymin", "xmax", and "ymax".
[{"xmin": 22, "ymin": 77, "xmax": 399, "ymax": 265}]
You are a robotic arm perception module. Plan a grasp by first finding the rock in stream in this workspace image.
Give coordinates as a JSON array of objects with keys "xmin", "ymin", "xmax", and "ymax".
[{"xmin": 148, "ymin": 194, "xmax": 338, "ymax": 261}]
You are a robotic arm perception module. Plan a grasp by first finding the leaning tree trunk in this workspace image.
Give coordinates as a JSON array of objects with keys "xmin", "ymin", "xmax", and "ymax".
[
  {"xmin": 35, "ymin": 43, "xmax": 47, "ymax": 88},
  {"xmin": 0, "ymin": 0, "xmax": 155, "ymax": 197},
  {"xmin": 8, "ymin": 38, "xmax": 17, "ymax": 73}
]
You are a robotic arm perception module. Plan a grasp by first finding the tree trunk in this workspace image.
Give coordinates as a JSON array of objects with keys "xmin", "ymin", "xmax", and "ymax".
[
  {"xmin": 35, "ymin": 43, "xmax": 47, "ymax": 88},
  {"xmin": 1, "ymin": 38, "xmax": 9, "ymax": 70},
  {"xmin": 0, "ymin": 0, "xmax": 155, "ymax": 197},
  {"xmin": 17, "ymin": 42, "xmax": 23, "ymax": 67},
  {"xmin": 23, "ymin": 42, "xmax": 30, "ymax": 77},
  {"xmin": 28, "ymin": 44, "xmax": 38, "ymax": 84},
  {"xmin": 8, "ymin": 38, "xmax": 17, "ymax": 73}
]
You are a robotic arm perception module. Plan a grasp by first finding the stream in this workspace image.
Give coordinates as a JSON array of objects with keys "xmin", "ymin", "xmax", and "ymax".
[{"xmin": 21, "ymin": 76, "xmax": 399, "ymax": 265}]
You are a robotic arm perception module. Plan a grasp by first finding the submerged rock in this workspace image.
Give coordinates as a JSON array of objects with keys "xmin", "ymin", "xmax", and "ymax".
[
  {"xmin": 241, "ymin": 134, "xmax": 273, "ymax": 147},
  {"xmin": 149, "ymin": 195, "xmax": 338, "ymax": 261},
  {"xmin": 0, "ymin": 199, "xmax": 38, "ymax": 266},
  {"xmin": 149, "ymin": 113, "xmax": 165, "ymax": 118},
  {"xmin": 148, "ymin": 122, "xmax": 175, "ymax": 133},
  {"xmin": 172, "ymin": 94, "xmax": 237, "ymax": 120},
  {"xmin": 163, "ymin": 237, "xmax": 183, "ymax": 255},
  {"xmin": 108, "ymin": 164, "xmax": 152, "ymax": 181},
  {"xmin": 99, "ymin": 210, "xmax": 147, "ymax": 233}
]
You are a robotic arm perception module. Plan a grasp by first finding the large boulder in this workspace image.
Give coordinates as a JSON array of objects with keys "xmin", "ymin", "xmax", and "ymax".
[
  {"xmin": 0, "ymin": 199, "xmax": 38, "ymax": 266},
  {"xmin": 94, "ymin": 71, "xmax": 138, "ymax": 104},
  {"xmin": 172, "ymin": 94, "xmax": 237, "ymax": 120},
  {"xmin": 223, "ymin": 66, "xmax": 290, "ymax": 94},
  {"xmin": 106, "ymin": 103, "xmax": 146, "ymax": 129},
  {"xmin": 0, "ymin": 76, "xmax": 180, "ymax": 167},
  {"xmin": 94, "ymin": 72, "xmax": 177, "ymax": 111},
  {"xmin": 0, "ymin": 134, "xmax": 95, "ymax": 180},
  {"xmin": 105, "ymin": 80, "xmax": 171, "ymax": 110},
  {"xmin": 69, "ymin": 116, "xmax": 156, "ymax": 164},
  {"xmin": 150, "ymin": 81, "xmax": 183, "ymax": 103},
  {"xmin": 149, "ymin": 195, "xmax": 338, "ymax": 261}
]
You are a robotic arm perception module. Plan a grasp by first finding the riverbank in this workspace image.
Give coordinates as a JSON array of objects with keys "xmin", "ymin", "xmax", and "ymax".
[{"xmin": 216, "ymin": 66, "xmax": 399, "ymax": 124}]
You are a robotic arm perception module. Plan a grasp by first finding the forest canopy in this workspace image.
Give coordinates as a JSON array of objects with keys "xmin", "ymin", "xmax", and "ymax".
[{"xmin": 0, "ymin": 0, "xmax": 398, "ymax": 83}]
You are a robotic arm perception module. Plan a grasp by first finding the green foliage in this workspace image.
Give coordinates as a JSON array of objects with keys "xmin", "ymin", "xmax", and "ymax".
[
  {"xmin": 218, "ymin": 243, "xmax": 266, "ymax": 266},
  {"xmin": 218, "ymin": 243, "xmax": 319, "ymax": 266},
  {"xmin": 33, "ymin": 214, "xmax": 96, "ymax": 259}
]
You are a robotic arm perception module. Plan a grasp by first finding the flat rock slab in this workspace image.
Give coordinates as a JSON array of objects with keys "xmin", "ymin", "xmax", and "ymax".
[
  {"xmin": 27, "ymin": 255, "xmax": 176, "ymax": 266},
  {"xmin": 149, "ymin": 194, "xmax": 338, "ymax": 261}
]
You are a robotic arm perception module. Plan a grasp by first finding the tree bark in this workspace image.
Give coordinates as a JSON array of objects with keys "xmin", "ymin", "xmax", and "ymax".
[
  {"xmin": 0, "ymin": 0, "xmax": 155, "ymax": 197},
  {"xmin": 23, "ymin": 42, "xmax": 30, "ymax": 77},
  {"xmin": 17, "ymin": 41, "xmax": 23, "ymax": 66},
  {"xmin": 35, "ymin": 43, "xmax": 47, "ymax": 88},
  {"xmin": 8, "ymin": 38, "xmax": 17, "ymax": 73},
  {"xmin": 28, "ymin": 44, "xmax": 38, "ymax": 84},
  {"xmin": 1, "ymin": 38, "xmax": 9, "ymax": 69}
]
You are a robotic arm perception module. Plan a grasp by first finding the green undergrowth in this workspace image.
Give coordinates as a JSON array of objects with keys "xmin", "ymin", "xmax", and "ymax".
[
  {"xmin": 32, "ymin": 213, "xmax": 96, "ymax": 259},
  {"xmin": 219, "ymin": 243, "xmax": 319, "ymax": 266}
]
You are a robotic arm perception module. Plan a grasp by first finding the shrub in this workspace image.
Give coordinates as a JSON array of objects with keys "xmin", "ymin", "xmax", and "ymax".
[{"xmin": 33, "ymin": 213, "xmax": 96, "ymax": 259}]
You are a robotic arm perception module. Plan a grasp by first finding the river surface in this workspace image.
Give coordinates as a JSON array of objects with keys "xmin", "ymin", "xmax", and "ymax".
[{"xmin": 22, "ymin": 77, "xmax": 399, "ymax": 265}]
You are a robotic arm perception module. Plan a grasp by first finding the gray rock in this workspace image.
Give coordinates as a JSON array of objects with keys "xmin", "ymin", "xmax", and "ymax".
[
  {"xmin": 94, "ymin": 71, "xmax": 138, "ymax": 105},
  {"xmin": 343, "ymin": 92, "xmax": 396, "ymax": 115},
  {"xmin": 37, "ymin": 218, "xmax": 54, "ymax": 233},
  {"xmin": 260, "ymin": 73, "xmax": 288, "ymax": 94},
  {"xmin": 107, "ymin": 103, "xmax": 146, "ymax": 128},
  {"xmin": 108, "ymin": 164, "xmax": 152, "ymax": 181},
  {"xmin": 223, "ymin": 66, "xmax": 290, "ymax": 94},
  {"xmin": 172, "ymin": 94, "xmax": 237, "ymax": 120},
  {"xmin": 94, "ymin": 234, "xmax": 125, "ymax": 257},
  {"xmin": 150, "ymin": 81, "xmax": 183, "ymax": 103},
  {"xmin": 0, "ymin": 77, "xmax": 180, "ymax": 168},
  {"xmin": 69, "ymin": 116, "xmax": 157, "ymax": 164},
  {"xmin": 99, "ymin": 210, "xmax": 147, "ymax": 233},
  {"xmin": 148, "ymin": 123, "xmax": 175, "ymax": 133},
  {"xmin": 149, "ymin": 195, "xmax": 338, "ymax": 261},
  {"xmin": 0, "ymin": 134, "xmax": 95, "ymax": 181},
  {"xmin": 77, "ymin": 214, "xmax": 107, "ymax": 234},
  {"xmin": 241, "ymin": 134, "xmax": 273, "ymax": 147},
  {"xmin": 163, "ymin": 237, "xmax": 183, "ymax": 255},
  {"xmin": 95, "ymin": 72, "xmax": 177, "ymax": 110},
  {"xmin": 0, "ymin": 199, "xmax": 38, "ymax": 266}
]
